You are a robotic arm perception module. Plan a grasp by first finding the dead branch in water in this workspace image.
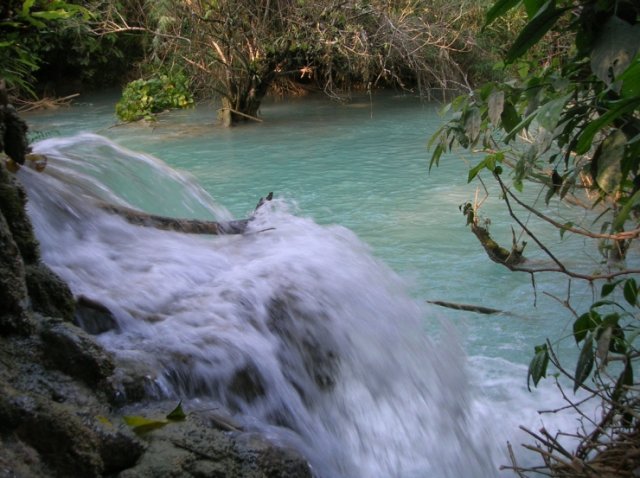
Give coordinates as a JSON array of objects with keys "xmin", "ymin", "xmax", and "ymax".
[
  {"xmin": 426, "ymin": 300, "xmax": 511, "ymax": 315},
  {"xmin": 98, "ymin": 192, "xmax": 274, "ymax": 235},
  {"xmin": 15, "ymin": 94, "xmax": 80, "ymax": 113}
]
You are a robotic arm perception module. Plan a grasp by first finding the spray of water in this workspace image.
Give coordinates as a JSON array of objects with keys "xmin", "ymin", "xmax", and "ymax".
[{"xmin": 18, "ymin": 134, "xmax": 543, "ymax": 477}]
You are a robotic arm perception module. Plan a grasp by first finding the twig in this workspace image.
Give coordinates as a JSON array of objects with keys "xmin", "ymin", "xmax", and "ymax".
[{"xmin": 218, "ymin": 107, "xmax": 263, "ymax": 123}]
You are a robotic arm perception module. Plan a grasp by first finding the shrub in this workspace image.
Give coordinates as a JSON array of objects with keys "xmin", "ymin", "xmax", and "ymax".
[{"xmin": 115, "ymin": 73, "xmax": 194, "ymax": 122}]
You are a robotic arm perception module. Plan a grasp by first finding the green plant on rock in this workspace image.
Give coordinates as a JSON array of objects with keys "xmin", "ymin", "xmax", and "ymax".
[{"xmin": 115, "ymin": 73, "xmax": 194, "ymax": 122}]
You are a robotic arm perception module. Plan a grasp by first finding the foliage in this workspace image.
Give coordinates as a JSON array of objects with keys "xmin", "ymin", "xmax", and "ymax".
[
  {"xmin": 0, "ymin": 0, "xmax": 91, "ymax": 96},
  {"xmin": 102, "ymin": 0, "xmax": 503, "ymax": 124},
  {"xmin": 429, "ymin": 0, "xmax": 640, "ymax": 474},
  {"xmin": 1, "ymin": 1, "xmax": 147, "ymax": 99},
  {"xmin": 115, "ymin": 72, "xmax": 193, "ymax": 122}
]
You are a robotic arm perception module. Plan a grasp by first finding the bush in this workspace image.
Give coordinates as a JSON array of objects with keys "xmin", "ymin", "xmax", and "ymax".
[{"xmin": 115, "ymin": 73, "xmax": 194, "ymax": 122}]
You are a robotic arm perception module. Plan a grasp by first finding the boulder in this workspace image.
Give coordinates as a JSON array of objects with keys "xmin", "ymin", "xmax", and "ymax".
[{"xmin": 40, "ymin": 319, "xmax": 115, "ymax": 389}]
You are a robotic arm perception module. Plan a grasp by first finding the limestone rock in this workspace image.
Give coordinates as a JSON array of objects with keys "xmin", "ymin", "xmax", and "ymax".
[
  {"xmin": 26, "ymin": 263, "xmax": 75, "ymax": 322},
  {"xmin": 75, "ymin": 295, "xmax": 119, "ymax": 335},
  {"xmin": 40, "ymin": 319, "xmax": 115, "ymax": 388},
  {"xmin": 117, "ymin": 403, "xmax": 311, "ymax": 478}
]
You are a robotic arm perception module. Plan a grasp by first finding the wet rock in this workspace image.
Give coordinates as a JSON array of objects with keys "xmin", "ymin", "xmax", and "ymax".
[
  {"xmin": 0, "ymin": 163, "xmax": 35, "ymax": 335},
  {"xmin": 40, "ymin": 319, "xmax": 115, "ymax": 388},
  {"xmin": 75, "ymin": 295, "xmax": 119, "ymax": 335},
  {"xmin": 25, "ymin": 262, "xmax": 75, "ymax": 322},
  {"xmin": 229, "ymin": 363, "xmax": 266, "ymax": 404},
  {"xmin": 268, "ymin": 297, "xmax": 340, "ymax": 399},
  {"xmin": 95, "ymin": 424, "xmax": 146, "ymax": 474},
  {"xmin": 0, "ymin": 378, "xmax": 146, "ymax": 477},
  {"xmin": 109, "ymin": 356, "xmax": 162, "ymax": 404},
  {"xmin": 0, "ymin": 382, "xmax": 103, "ymax": 477},
  {"xmin": 233, "ymin": 432, "xmax": 313, "ymax": 478},
  {"xmin": 117, "ymin": 403, "xmax": 311, "ymax": 478},
  {"xmin": 0, "ymin": 162, "xmax": 39, "ymax": 263},
  {"xmin": 0, "ymin": 209, "xmax": 32, "ymax": 335}
]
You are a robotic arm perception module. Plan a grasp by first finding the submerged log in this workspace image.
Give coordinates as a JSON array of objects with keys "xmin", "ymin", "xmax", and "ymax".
[
  {"xmin": 98, "ymin": 192, "xmax": 273, "ymax": 235},
  {"xmin": 427, "ymin": 300, "xmax": 510, "ymax": 315}
]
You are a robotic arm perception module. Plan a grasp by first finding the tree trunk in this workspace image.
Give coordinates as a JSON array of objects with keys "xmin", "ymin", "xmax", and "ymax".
[{"xmin": 219, "ymin": 68, "xmax": 275, "ymax": 127}]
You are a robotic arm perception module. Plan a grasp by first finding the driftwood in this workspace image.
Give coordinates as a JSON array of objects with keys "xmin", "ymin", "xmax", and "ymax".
[
  {"xmin": 99, "ymin": 192, "xmax": 273, "ymax": 235},
  {"xmin": 15, "ymin": 93, "xmax": 79, "ymax": 113},
  {"xmin": 461, "ymin": 202, "xmax": 526, "ymax": 267},
  {"xmin": 427, "ymin": 300, "xmax": 510, "ymax": 315}
]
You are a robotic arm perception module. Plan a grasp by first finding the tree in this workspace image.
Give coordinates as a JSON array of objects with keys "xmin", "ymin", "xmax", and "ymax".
[
  {"xmin": 107, "ymin": 0, "xmax": 493, "ymax": 125},
  {"xmin": 429, "ymin": 0, "xmax": 639, "ymax": 475}
]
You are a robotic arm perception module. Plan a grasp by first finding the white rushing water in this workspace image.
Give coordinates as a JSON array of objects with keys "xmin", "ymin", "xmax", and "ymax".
[
  {"xmin": 19, "ymin": 98, "xmax": 599, "ymax": 477},
  {"xmin": 19, "ymin": 134, "xmax": 506, "ymax": 477}
]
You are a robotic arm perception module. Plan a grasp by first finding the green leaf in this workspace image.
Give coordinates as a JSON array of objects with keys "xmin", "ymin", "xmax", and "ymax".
[
  {"xmin": 500, "ymin": 100, "xmax": 521, "ymax": 134},
  {"xmin": 590, "ymin": 18, "xmax": 640, "ymax": 87},
  {"xmin": 575, "ymin": 98, "xmax": 640, "ymax": 155},
  {"xmin": 468, "ymin": 158, "xmax": 487, "ymax": 182},
  {"xmin": 22, "ymin": 0, "xmax": 36, "ymax": 16},
  {"xmin": 166, "ymin": 401, "xmax": 187, "ymax": 421},
  {"xmin": 559, "ymin": 221, "xmax": 573, "ymax": 239},
  {"xmin": 624, "ymin": 361, "xmax": 634, "ymax": 387},
  {"xmin": 523, "ymin": 0, "xmax": 544, "ymax": 17},
  {"xmin": 31, "ymin": 10, "xmax": 73, "ymax": 21},
  {"xmin": 601, "ymin": 280, "xmax": 621, "ymax": 297},
  {"xmin": 503, "ymin": 110, "xmax": 535, "ymax": 143},
  {"xmin": 487, "ymin": 90, "xmax": 505, "ymax": 126},
  {"xmin": 485, "ymin": 0, "xmax": 522, "ymax": 27},
  {"xmin": 123, "ymin": 415, "xmax": 170, "ymax": 434},
  {"xmin": 505, "ymin": 0, "xmax": 569, "ymax": 63},
  {"xmin": 618, "ymin": 54, "xmax": 640, "ymax": 99},
  {"xmin": 623, "ymin": 278, "xmax": 638, "ymax": 306},
  {"xmin": 536, "ymin": 93, "xmax": 572, "ymax": 131},
  {"xmin": 593, "ymin": 129, "xmax": 625, "ymax": 194},
  {"xmin": 612, "ymin": 189, "xmax": 640, "ymax": 231},
  {"xmin": 573, "ymin": 311, "xmax": 600, "ymax": 344},
  {"xmin": 429, "ymin": 142, "xmax": 444, "ymax": 171},
  {"xmin": 464, "ymin": 107, "xmax": 481, "ymax": 144},
  {"xmin": 527, "ymin": 343, "xmax": 549, "ymax": 391},
  {"xmin": 574, "ymin": 334, "xmax": 595, "ymax": 392}
]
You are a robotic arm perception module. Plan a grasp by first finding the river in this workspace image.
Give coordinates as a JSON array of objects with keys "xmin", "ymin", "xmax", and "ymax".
[{"xmin": 20, "ymin": 92, "xmax": 600, "ymax": 477}]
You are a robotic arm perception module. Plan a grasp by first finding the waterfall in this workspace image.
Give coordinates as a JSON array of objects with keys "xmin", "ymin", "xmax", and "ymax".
[{"xmin": 19, "ymin": 133, "xmax": 503, "ymax": 477}]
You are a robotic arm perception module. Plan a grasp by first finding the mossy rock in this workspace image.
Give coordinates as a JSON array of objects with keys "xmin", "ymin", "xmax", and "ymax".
[
  {"xmin": 26, "ymin": 263, "xmax": 75, "ymax": 322},
  {"xmin": 40, "ymin": 319, "xmax": 115, "ymax": 389}
]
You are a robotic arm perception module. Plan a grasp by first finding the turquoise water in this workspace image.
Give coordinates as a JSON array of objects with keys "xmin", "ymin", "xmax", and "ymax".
[
  {"xmin": 25, "ymin": 92, "xmax": 595, "ymax": 360},
  {"xmin": 22, "ymin": 92, "xmax": 607, "ymax": 475}
]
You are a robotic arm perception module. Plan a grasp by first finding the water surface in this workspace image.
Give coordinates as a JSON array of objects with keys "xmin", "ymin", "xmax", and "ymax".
[{"xmin": 21, "ymin": 92, "xmax": 605, "ymax": 476}]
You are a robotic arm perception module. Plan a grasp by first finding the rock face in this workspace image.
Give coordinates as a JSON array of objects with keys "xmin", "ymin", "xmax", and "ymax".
[{"xmin": 0, "ymin": 94, "xmax": 312, "ymax": 477}]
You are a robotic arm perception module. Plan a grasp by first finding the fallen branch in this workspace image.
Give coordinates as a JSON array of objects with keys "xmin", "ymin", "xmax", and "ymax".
[
  {"xmin": 98, "ymin": 192, "xmax": 273, "ymax": 235},
  {"xmin": 98, "ymin": 203, "xmax": 249, "ymax": 234},
  {"xmin": 218, "ymin": 107, "xmax": 263, "ymax": 123},
  {"xmin": 426, "ymin": 300, "xmax": 511, "ymax": 315},
  {"xmin": 15, "ymin": 94, "xmax": 80, "ymax": 113}
]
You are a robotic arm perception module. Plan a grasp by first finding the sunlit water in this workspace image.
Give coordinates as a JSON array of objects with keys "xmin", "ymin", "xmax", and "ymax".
[{"xmin": 19, "ymin": 93, "xmax": 611, "ymax": 477}]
